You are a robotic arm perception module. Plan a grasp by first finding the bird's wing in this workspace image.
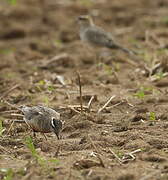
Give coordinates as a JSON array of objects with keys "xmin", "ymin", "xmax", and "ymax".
[
  {"xmin": 21, "ymin": 106, "xmax": 42, "ymax": 121},
  {"xmin": 85, "ymin": 26, "xmax": 114, "ymax": 47},
  {"xmin": 37, "ymin": 105, "xmax": 60, "ymax": 119}
]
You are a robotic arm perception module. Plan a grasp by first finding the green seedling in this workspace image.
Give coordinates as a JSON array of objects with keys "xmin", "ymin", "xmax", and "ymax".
[
  {"xmin": 117, "ymin": 151, "xmax": 124, "ymax": 158},
  {"xmin": 128, "ymin": 38, "xmax": 139, "ymax": 46},
  {"xmin": 38, "ymin": 80, "xmax": 46, "ymax": 86},
  {"xmin": 78, "ymin": 0, "xmax": 93, "ymax": 7},
  {"xmin": 155, "ymin": 71, "xmax": 164, "ymax": 80},
  {"xmin": 149, "ymin": 112, "xmax": 156, "ymax": 121},
  {"xmin": 134, "ymin": 89, "xmax": 145, "ymax": 99},
  {"xmin": 143, "ymin": 50, "xmax": 153, "ymax": 63},
  {"xmin": 0, "ymin": 48, "xmax": 14, "ymax": 55},
  {"xmin": 97, "ymin": 63, "xmax": 114, "ymax": 75},
  {"xmin": 134, "ymin": 86, "xmax": 153, "ymax": 99},
  {"xmin": 114, "ymin": 63, "xmax": 120, "ymax": 71},
  {"xmin": 1, "ymin": 168, "xmax": 13, "ymax": 180},
  {"xmin": 25, "ymin": 136, "xmax": 45, "ymax": 165},
  {"xmin": 96, "ymin": 62, "xmax": 104, "ymax": 68},
  {"xmin": 35, "ymin": 80, "xmax": 45, "ymax": 92},
  {"xmin": 54, "ymin": 40, "xmax": 63, "ymax": 48},
  {"xmin": 7, "ymin": 0, "xmax": 17, "ymax": 5},
  {"xmin": 104, "ymin": 64, "xmax": 113, "ymax": 75},
  {"xmin": 161, "ymin": 16, "xmax": 168, "ymax": 25},
  {"xmin": 36, "ymin": 80, "xmax": 55, "ymax": 93},
  {"xmin": 25, "ymin": 136, "xmax": 59, "ymax": 166},
  {"xmin": 47, "ymin": 85, "xmax": 55, "ymax": 92},
  {"xmin": 43, "ymin": 96, "xmax": 49, "ymax": 106},
  {"xmin": 140, "ymin": 148, "xmax": 146, "ymax": 152}
]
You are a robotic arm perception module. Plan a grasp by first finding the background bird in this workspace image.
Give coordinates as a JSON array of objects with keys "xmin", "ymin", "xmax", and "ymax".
[
  {"xmin": 20, "ymin": 105, "xmax": 63, "ymax": 140},
  {"xmin": 77, "ymin": 15, "xmax": 135, "ymax": 55}
]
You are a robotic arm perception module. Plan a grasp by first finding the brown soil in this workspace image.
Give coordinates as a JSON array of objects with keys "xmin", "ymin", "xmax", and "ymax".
[{"xmin": 0, "ymin": 0, "xmax": 168, "ymax": 179}]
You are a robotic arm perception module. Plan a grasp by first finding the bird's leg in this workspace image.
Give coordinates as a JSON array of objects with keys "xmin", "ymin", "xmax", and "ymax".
[
  {"xmin": 95, "ymin": 51, "xmax": 103, "ymax": 65},
  {"xmin": 56, "ymin": 133, "xmax": 60, "ymax": 140},
  {"xmin": 95, "ymin": 52, "xmax": 99, "ymax": 63},
  {"xmin": 33, "ymin": 131, "xmax": 36, "ymax": 138}
]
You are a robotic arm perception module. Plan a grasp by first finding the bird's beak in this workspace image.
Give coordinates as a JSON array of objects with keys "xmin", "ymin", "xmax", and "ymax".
[{"xmin": 55, "ymin": 131, "xmax": 60, "ymax": 140}]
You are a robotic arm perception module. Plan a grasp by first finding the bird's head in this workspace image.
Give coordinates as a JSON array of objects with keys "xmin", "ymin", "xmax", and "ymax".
[
  {"xmin": 77, "ymin": 15, "xmax": 94, "ymax": 28},
  {"xmin": 50, "ymin": 117, "xmax": 63, "ymax": 140}
]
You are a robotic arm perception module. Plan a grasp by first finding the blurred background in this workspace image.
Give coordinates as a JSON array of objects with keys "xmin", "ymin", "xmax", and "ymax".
[{"xmin": 0, "ymin": 1, "xmax": 168, "ymax": 180}]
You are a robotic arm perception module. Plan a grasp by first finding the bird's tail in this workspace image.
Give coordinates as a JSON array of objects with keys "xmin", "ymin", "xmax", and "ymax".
[{"xmin": 112, "ymin": 43, "xmax": 137, "ymax": 55}]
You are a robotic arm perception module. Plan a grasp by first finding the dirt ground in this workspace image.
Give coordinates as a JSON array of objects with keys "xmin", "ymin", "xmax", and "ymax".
[{"xmin": 0, "ymin": 0, "xmax": 168, "ymax": 179}]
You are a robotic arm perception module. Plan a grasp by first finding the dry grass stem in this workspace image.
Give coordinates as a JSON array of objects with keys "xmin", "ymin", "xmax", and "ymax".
[
  {"xmin": 109, "ymin": 148, "xmax": 123, "ymax": 165},
  {"xmin": 0, "ymin": 84, "xmax": 19, "ymax": 100},
  {"xmin": 1, "ymin": 99, "xmax": 21, "ymax": 111},
  {"xmin": 105, "ymin": 101, "xmax": 124, "ymax": 110},
  {"xmin": 76, "ymin": 71, "xmax": 83, "ymax": 114},
  {"xmin": 122, "ymin": 149, "xmax": 142, "ymax": 162},
  {"xmin": 7, "ymin": 120, "xmax": 15, "ymax": 134},
  {"xmin": 11, "ymin": 113, "xmax": 24, "ymax": 117},
  {"xmin": 88, "ymin": 135, "xmax": 105, "ymax": 168},
  {"xmin": 98, "ymin": 95, "xmax": 116, "ymax": 113},
  {"xmin": 87, "ymin": 96, "xmax": 95, "ymax": 111}
]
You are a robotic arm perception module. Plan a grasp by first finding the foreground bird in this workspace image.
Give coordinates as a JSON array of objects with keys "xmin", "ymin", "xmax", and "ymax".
[
  {"xmin": 77, "ymin": 15, "xmax": 135, "ymax": 55},
  {"xmin": 20, "ymin": 105, "xmax": 62, "ymax": 139}
]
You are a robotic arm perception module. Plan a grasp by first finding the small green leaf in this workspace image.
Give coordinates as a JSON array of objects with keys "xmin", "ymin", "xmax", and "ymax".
[
  {"xmin": 155, "ymin": 72, "xmax": 164, "ymax": 80},
  {"xmin": 25, "ymin": 136, "xmax": 37, "ymax": 157},
  {"xmin": 43, "ymin": 96, "xmax": 49, "ymax": 106},
  {"xmin": 161, "ymin": 16, "xmax": 168, "ymax": 25},
  {"xmin": 48, "ymin": 159, "xmax": 59, "ymax": 164},
  {"xmin": 149, "ymin": 112, "xmax": 156, "ymax": 121},
  {"xmin": 47, "ymin": 85, "xmax": 55, "ymax": 92},
  {"xmin": 3, "ymin": 168, "xmax": 13, "ymax": 180},
  {"xmin": 24, "ymin": 136, "xmax": 59, "ymax": 166},
  {"xmin": 134, "ymin": 90, "xmax": 145, "ymax": 99},
  {"xmin": 7, "ymin": 0, "xmax": 17, "ymax": 5},
  {"xmin": 54, "ymin": 40, "xmax": 63, "ymax": 48},
  {"xmin": 38, "ymin": 80, "xmax": 45, "ymax": 86},
  {"xmin": 0, "ymin": 48, "xmax": 14, "ymax": 54}
]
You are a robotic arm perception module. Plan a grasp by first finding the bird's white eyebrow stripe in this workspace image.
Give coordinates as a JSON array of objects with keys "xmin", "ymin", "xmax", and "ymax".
[{"xmin": 51, "ymin": 118, "xmax": 55, "ymax": 128}]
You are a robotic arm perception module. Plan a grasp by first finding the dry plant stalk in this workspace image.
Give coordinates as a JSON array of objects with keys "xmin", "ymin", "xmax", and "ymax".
[
  {"xmin": 87, "ymin": 96, "xmax": 95, "ymax": 111},
  {"xmin": 7, "ymin": 120, "xmax": 15, "ymax": 135},
  {"xmin": 109, "ymin": 148, "xmax": 123, "ymax": 165},
  {"xmin": 88, "ymin": 135, "xmax": 105, "ymax": 168},
  {"xmin": 76, "ymin": 71, "xmax": 83, "ymax": 114},
  {"xmin": 1, "ymin": 99, "xmax": 21, "ymax": 111},
  {"xmin": 105, "ymin": 101, "xmax": 124, "ymax": 110},
  {"xmin": 0, "ymin": 84, "xmax": 19, "ymax": 101},
  {"xmin": 11, "ymin": 113, "xmax": 24, "ymax": 117},
  {"xmin": 0, "ymin": 145, "xmax": 12, "ymax": 154},
  {"xmin": 98, "ymin": 95, "xmax": 116, "ymax": 113}
]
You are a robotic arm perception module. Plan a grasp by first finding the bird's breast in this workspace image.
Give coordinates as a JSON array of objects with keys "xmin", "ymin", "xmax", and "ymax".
[{"xmin": 24, "ymin": 118, "xmax": 52, "ymax": 133}]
